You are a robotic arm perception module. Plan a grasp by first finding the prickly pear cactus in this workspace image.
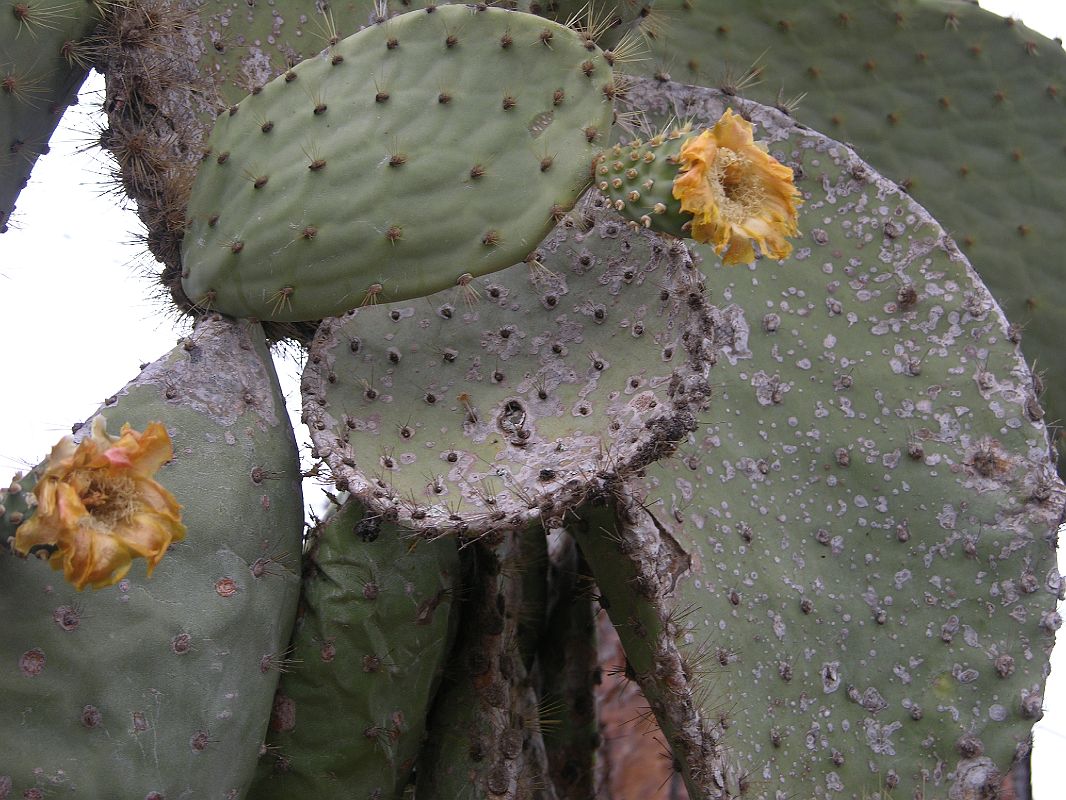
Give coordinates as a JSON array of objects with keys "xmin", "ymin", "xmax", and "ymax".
[
  {"xmin": 0, "ymin": 0, "xmax": 105, "ymax": 231},
  {"xmin": 572, "ymin": 81, "xmax": 1065, "ymax": 800},
  {"xmin": 4, "ymin": 0, "xmax": 1061, "ymax": 797},
  {"xmin": 253, "ymin": 498, "xmax": 460, "ymax": 798},
  {"xmin": 0, "ymin": 315, "xmax": 303, "ymax": 797},
  {"xmin": 301, "ymin": 197, "xmax": 711, "ymax": 535},
  {"xmin": 632, "ymin": 0, "xmax": 1066, "ymax": 459}
]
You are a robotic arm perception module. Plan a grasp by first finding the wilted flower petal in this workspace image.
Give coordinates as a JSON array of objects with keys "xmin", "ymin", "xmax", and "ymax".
[
  {"xmin": 672, "ymin": 109, "xmax": 802, "ymax": 265},
  {"xmin": 14, "ymin": 419, "xmax": 186, "ymax": 591}
]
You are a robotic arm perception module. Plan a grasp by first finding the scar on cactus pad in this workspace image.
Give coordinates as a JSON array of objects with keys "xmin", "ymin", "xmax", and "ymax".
[
  {"xmin": 597, "ymin": 109, "xmax": 802, "ymax": 263},
  {"xmin": 11, "ymin": 418, "xmax": 185, "ymax": 590}
]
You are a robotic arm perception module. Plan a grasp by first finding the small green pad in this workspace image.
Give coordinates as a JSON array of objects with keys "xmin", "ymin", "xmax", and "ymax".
[
  {"xmin": 181, "ymin": 5, "xmax": 616, "ymax": 320},
  {"xmin": 595, "ymin": 128, "xmax": 691, "ymax": 238}
]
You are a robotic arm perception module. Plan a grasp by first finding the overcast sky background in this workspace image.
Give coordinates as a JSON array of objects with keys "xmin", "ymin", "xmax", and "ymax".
[{"xmin": 0, "ymin": 0, "xmax": 1062, "ymax": 791}]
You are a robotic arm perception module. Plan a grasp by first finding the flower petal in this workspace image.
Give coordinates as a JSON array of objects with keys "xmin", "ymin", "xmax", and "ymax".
[
  {"xmin": 16, "ymin": 422, "xmax": 184, "ymax": 590},
  {"xmin": 115, "ymin": 511, "xmax": 185, "ymax": 566},
  {"xmin": 671, "ymin": 109, "xmax": 802, "ymax": 265}
]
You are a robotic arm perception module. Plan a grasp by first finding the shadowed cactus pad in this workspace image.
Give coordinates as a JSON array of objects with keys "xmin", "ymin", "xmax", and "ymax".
[
  {"xmin": 302, "ymin": 197, "xmax": 712, "ymax": 535},
  {"xmin": 574, "ymin": 81, "xmax": 1065, "ymax": 800},
  {"xmin": 415, "ymin": 526, "xmax": 554, "ymax": 798},
  {"xmin": 253, "ymin": 498, "xmax": 459, "ymax": 798},
  {"xmin": 181, "ymin": 5, "xmax": 617, "ymax": 320}
]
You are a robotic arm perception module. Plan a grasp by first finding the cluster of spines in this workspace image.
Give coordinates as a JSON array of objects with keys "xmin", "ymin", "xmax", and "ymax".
[{"xmin": 593, "ymin": 124, "xmax": 694, "ymax": 237}]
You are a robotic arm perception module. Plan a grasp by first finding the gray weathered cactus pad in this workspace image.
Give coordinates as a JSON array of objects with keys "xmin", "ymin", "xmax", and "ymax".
[
  {"xmin": 302, "ymin": 198, "xmax": 712, "ymax": 535},
  {"xmin": 577, "ymin": 81, "xmax": 1065, "ymax": 800}
]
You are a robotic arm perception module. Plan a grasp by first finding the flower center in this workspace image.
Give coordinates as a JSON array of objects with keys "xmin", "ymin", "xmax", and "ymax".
[
  {"xmin": 713, "ymin": 148, "xmax": 766, "ymax": 225},
  {"xmin": 79, "ymin": 471, "xmax": 138, "ymax": 529}
]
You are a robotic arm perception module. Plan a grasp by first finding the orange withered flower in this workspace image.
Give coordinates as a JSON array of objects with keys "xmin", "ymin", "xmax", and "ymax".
[
  {"xmin": 14, "ymin": 418, "xmax": 186, "ymax": 591},
  {"xmin": 672, "ymin": 109, "xmax": 802, "ymax": 265}
]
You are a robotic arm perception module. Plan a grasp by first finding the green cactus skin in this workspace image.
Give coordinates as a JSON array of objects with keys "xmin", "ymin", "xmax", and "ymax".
[
  {"xmin": 0, "ymin": 314, "xmax": 303, "ymax": 798},
  {"xmin": 91, "ymin": 1, "xmax": 573, "ymax": 312},
  {"xmin": 179, "ymin": 5, "xmax": 616, "ymax": 321},
  {"xmin": 628, "ymin": 0, "xmax": 1066, "ymax": 462},
  {"xmin": 571, "ymin": 81, "xmax": 1065, "ymax": 800},
  {"xmin": 415, "ymin": 526, "xmax": 555, "ymax": 800},
  {"xmin": 0, "ymin": 467, "xmax": 40, "ymax": 541},
  {"xmin": 594, "ymin": 127, "xmax": 693, "ymax": 239},
  {"xmin": 0, "ymin": 0, "xmax": 105, "ymax": 232},
  {"xmin": 251, "ymin": 498, "xmax": 459, "ymax": 799},
  {"xmin": 301, "ymin": 196, "xmax": 712, "ymax": 536}
]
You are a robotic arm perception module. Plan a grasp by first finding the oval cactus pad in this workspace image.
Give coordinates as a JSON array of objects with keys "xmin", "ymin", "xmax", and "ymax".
[
  {"xmin": 581, "ymin": 80, "xmax": 1065, "ymax": 800},
  {"xmin": 302, "ymin": 198, "xmax": 713, "ymax": 536},
  {"xmin": 180, "ymin": 5, "xmax": 616, "ymax": 321}
]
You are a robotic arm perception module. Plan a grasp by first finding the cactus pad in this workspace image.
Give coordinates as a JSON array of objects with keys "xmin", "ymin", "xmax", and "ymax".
[
  {"xmin": 180, "ymin": 5, "xmax": 616, "ymax": 320},
  {"xmin": 575, "ymin": 81, "xmax": 1065, "ymax": 800},
  {"xmin": 1, "ymin": 0, "xmax": 103, "ymax": 231},
  {"xmin": 253, "ymin": 498, "xmax": 459, "ymax": 798},
  {"xmin": 302, "ymin": 197, "xmax": 711, "ymax": 535},
  {"xmin": 632, "ymin": 0, "xmax": 1066, "ymax": 460},
  {"xmin": 0, "ymin": 315, "xmax": 303, "ymax": 797}
]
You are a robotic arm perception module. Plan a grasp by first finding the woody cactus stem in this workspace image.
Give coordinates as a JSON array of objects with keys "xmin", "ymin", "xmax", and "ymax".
[
  {"xmin": 538, "ymin": 530, "xmax": 599, "ymax": 799},
  {"xmin": 416, "ymin": 526, "xmax": 555, "ymax": 799}
]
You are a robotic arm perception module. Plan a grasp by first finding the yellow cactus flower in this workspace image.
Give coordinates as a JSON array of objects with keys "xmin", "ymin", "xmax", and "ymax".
[
  {"xmin": 672, "ymin": 109, "xmax": 802, "ymax": 265},
  {"xmin": 14, "ymin": 418, "xmax": 185, "ymax": 591}
]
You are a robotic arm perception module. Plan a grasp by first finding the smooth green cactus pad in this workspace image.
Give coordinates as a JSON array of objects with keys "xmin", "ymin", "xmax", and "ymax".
[
  {"xmin": 301, "ymin": 197, "xmax": 711, "ymax": 535},
  {"xmin": 573, "ymin": 80, "xmax": 1065, "ymax": 800},
  {"xmin": 180, "ymin": 5, "xmax": 617, "ymax": 321},
  {"xmin": 0, "ymin": 315, "xmax": 303, "ymax": 797}
]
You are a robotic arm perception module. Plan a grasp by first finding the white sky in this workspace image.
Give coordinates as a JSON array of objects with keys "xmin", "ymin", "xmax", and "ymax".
[{"xmin": 0, "ymin": 1, "xmax": 1063, "ymax": 793}]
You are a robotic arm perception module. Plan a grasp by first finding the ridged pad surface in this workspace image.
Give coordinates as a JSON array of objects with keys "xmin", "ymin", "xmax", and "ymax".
[{"xmin": 181, "ymin": 5, "xmax": 615, "ymax": 319}]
